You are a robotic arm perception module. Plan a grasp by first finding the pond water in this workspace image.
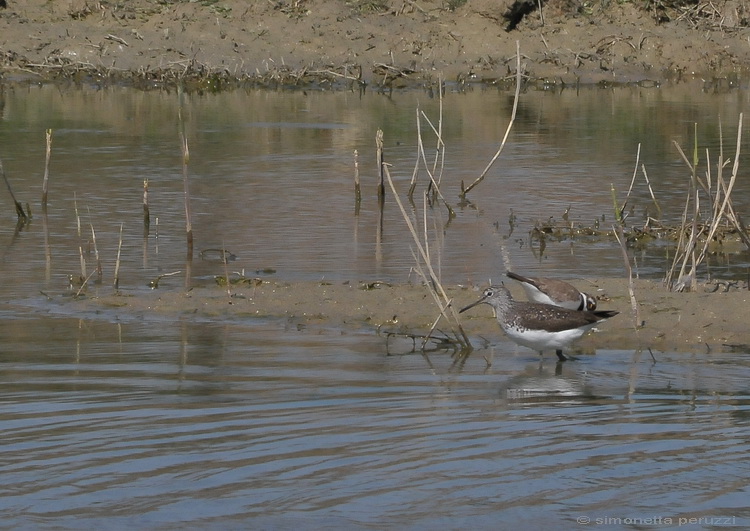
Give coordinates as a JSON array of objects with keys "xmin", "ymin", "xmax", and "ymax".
[{"xmin": 1, "ymin": 81, "xmax": 750, "ymax": 528}]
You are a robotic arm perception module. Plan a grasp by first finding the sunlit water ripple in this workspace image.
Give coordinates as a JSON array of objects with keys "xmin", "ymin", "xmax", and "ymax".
[{"xmin": 1, "ymin": 317, "xmax": 750, "ymax": 528}]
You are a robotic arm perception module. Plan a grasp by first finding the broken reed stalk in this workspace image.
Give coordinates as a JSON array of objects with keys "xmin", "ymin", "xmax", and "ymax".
[
  {"xmin": 416, "ymin": 110, "xmax": 450, "ymax": 210},
  {"xmin": 665, "ymin": 173, "xmax": 694, "ymax": 289},
  {"xmin": 78, "ymin": 243, "xmax": 87, "ymax": 282},
  {"xmin": 694, "ymin": 113, "xmax": 743, "ymax": 266},
  {"xmin": 666, "ymin": 125, "xmax": 700, "ymax": 291},
  {"xmin": 666, "ymin": 114, "xmax": 747, "ymax": 290},
  {"xmin": 710, "ymin": 120, "xmax": 750, "ymax": 249},
  {"xmin": 408, "ymin": 107, "xmax": 422, "ymax": 198},
  {"xmin": 42, "ymin": 129, "xmax": 52, "ymax": 209},
  {"xmin": 410, "ymin": 77, "xmax": 446, "ymax": 198},
  {"xmin": 0, "ymin": 156, "xmax": 29, "ymax": 221},
  {"xmin": 180, "ymin": 133, "xmax": 193, "ymax": 258},
  {"xmin": 353, "ymin": 149, "xmax": 361, "ymax": 209},
  {"xmin": 433, "ymin": 77, "xmax": 445, "ymax": 188},
  {"xmin": 74, "ymin": 194, "xmax": 86, "ymax": 279},
  {"xmin": 617, "ymin": 142, "xmax": 641, "ymax": 219},
  {"xmin": 376, "ymin": 129, "xmax": 385, "ymax": 205},
  {"xmin": 75, "ymin": 269, "xmax": 98, "ymax": 299},
  {"xmin": 88, "ymin": 214, "xmax": 102, "ymax": 283},
  {"xmin": 143, "ymin": 179, "xmax": 150, "ymax": 236},
  {"xmin": 460, "ymin": 40, "xmax": 522, "ymax": 198},
  {"xmin": 114, "ymin": 222, "xmax": 123, "ymax": 290},
  {"xmin": 177, "ymin": 85, "xmax": 193, "ymax": 258},
  {"xmin": 640, "ymin": 164, "xmax": 662, "ymax": 218},
  {"xmin": 74, "ymin": 193, "xmax": 82, "ymax": 238},
  {"xmin": 383, "ymin": 163, "xmax": 471, "ymax": 349},
  {"xmin": 409, "ymin": 106, "xmax": 454, "ymax": 217},
  {"xmin": 613, "ymin": 224, "xmax": 641, "ymax": 329}
]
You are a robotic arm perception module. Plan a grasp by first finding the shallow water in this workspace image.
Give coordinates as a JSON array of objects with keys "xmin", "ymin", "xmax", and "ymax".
[
  {"xmin": 2, "ymin": 316, "xmax": 750, "ymax": 528},
  {"xmin": 2, "ymin": 81, "xmax": 750, "ymax": 294},
  {"xmin": 2, "ymin": 82, "xmax": 750, "ymax": 527}
]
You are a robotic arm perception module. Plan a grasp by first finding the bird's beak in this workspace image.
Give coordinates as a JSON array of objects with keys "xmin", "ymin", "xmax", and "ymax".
[{"xmin": 459, "ymin": 294, "xmax": 488, "ymax": 313}]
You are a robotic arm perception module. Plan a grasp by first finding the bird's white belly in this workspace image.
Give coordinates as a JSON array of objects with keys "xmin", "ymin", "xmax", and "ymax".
[{"xmin": 502, "ymin": 323, "xmax": 593, "ymax": 351}]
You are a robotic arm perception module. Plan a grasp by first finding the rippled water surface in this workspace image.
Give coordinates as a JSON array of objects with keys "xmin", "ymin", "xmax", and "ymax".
[
  {"xmin": 2, "ymin": 316, "xmax": 750, "ymax": 528},
  {"xmin": 2, "ymin": 82, "xmax": 750, "ymax": 527}
]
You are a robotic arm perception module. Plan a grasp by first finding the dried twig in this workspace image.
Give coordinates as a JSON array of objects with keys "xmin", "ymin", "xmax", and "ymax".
[
  {"xmin": 42, "ymin": 129, "xmax": 52, "ymax": 208},
  {"xmin": 114, "ymin": 222, "xmax": 123, "ymax": 290},
  {"xmin": 614, "ymin": 224, "xmax": 641, "ymax": 329},
  {"xmin": 460, "ymin": 40, "xmax": 522, "ymax": 198},
  {"xmin": 383, "ymin": 163, "xmax": 471, "ymax": 349},
  {"xmin": 0, "ymin": 156, "xmax": 29, "ymax": 221}
]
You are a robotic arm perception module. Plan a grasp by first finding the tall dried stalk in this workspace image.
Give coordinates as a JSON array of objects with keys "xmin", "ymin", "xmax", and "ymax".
[
  {"xmin": 411, "ymin": 104, "xmax": 453, "ymax": 216},
  {"xmin": 460, "ymin": 40, "xmax": 522, "ymax": 199},
  {"xmin": 383, "ymin": 163, "xmax": 471, "ymax": 350},
  {"xmin": 181, "ymin": 133, "xmax": 193, "ymax": 258},
  {"xmin": 88, "ymin": 211, "xmax": 102, "ymax": 283},
  {"xmin": 42, "ymin": 129, "xmax": 52, "ymax": 209},
  {"xmin": 408, "ymin": 78, "xmax": 446, "ymax": 199},
  {"xmin": 143, "ymin": 179, "xmax": 150, "ymax": 236},
  {"xmin": 376, "ymin": 129, "xmax": 385, "ymax": 205},
  {"xmin": 114, "ymin": 222, "xmax": 123, "ymax": 290},
  {"xmin": 614, "ymin": 144, "xmax": 661, "ymax": 223},
  {"xmin": 353, "ymin": 149, "xmax": 361, "ymax": 211},
  {"xmin": 178, "ymin": 86, "xmax": 193, "ymax": 259},
  {"xmin": 74, "ymin": 194, "xmax": 86, "ymax": 280},
  {"xmin": 666, "ymin": 114, "xmax": 747, "ymax": 290},
  {"xmin": 0, "ymin": 156, "xmax": 29, "ymax": 221},
  {"xmin": 613, "ymin": 224, "xmax": 641, "ymax": 329}
]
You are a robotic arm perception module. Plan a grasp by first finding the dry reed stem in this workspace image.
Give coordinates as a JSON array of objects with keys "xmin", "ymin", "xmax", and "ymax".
[
  {"xmin": 423, "ymin": 78, "xmax": 445, "ymax": 188},
  {"xmin": 408, "ymin": 108, "xmax": 422, "ymax": 197},
  {"xmin": 78, "ymin": 244, "xmax": 87, "ymax": 281},
  {"xmin": 180, "ymin": 133, "xmax": 193, "ymax": 257},
  {"xmin": 613, "ymin": 224, "xmax": 641, "ymax": 329},
  {"xmin": 622, "ymin": 142, "xmax": 641, "ymax": 209},
  {"xmin": 665, "ymin": 179, "xmax": 693, "ymax": 289},
  {"xmin": 178, "ymin": 86, "xmax": 193, "ymax": 258},
  {"xmin": 460, "ymin": 40, "xmax": 522, "ymax": 198},
  {"xmin": 376, "ymin": 129, "xmax": 385, "ymax": 204},
  {"xmin": 666, "ymin": 114, "xmax": 747, "ymax": 290},
  {"xmin": 640, "ymin": 164, "xmax": 661, "ymax": 218},
  {"xmin": 383, "ymin": 163, "xmax": 471, "ymax": 348},
  {"xmin": 407, "ymin": 83, "xmax": 444, "ymax": 200},
  {"xmin": 419, "ymin": 111, "xmax": 447, "ymax": 185},
  {"xmin": 143, "ymin": 179, "xmax": 150, "ymax": 235},
  {"xmin": 353, "ymin": 149, "xmax": 361, "ymax": 207},
  {"xmin": 669, "ymin": 126, "xmax": 700, "ymax": 291},
  {"xmin": 88, "ymin": 213, "xmax": 102, "ymax": 282},
  {"xmin": 408, "ymin": 105, "xmax": 454, "ymax": 217},
  {"xmin": 74, "ymin": 193, "xmax": 82, "ymax": 238},
  {"xmin": 617, "ymin": 144, "xmax": 661, "ymax": 223},
  {"xmin": 74, "ymin": 195, "xmax": 86, "ymax": 279},
  {"xmin": 114, "ymin": 222, "xmax": 123, "ymax": 290},
  {"xmin": 74, "ymin": 269, "xmax": 98, "ymax": 299},
  {"xmin": 695, "ymin": 113, "xmax": 743, "ymax": 265},
  {"xmin": 414, "ymin": 111, "xmax": 451, "ymax": 211},
  {"xmin": 0, "ymin": 156, "xmax": 29, "ymax": 221},
  {"xmin": 42, "ymin": 129, "xmax": 52, "ymax": 208}
]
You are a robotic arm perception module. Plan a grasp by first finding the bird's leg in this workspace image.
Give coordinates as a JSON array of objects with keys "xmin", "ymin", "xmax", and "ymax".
[{"xmin": 555, "ymin": 349, "xmax": 568, "ymax": 362}]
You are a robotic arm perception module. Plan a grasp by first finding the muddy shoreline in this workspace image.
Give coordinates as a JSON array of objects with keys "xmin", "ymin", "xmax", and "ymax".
[
  {"xmin": 42, "ymin": 277, "xmax": 750, "ymax": 354},
  {"xmin": 2, "ymin": 1, "xmax": 750, "ymax": 90}
]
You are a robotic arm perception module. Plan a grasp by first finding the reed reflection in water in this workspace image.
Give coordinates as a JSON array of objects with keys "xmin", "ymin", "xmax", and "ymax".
[{"xmin": 1, "ymin": 316, "xmax": 749, "ymax": 527}]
